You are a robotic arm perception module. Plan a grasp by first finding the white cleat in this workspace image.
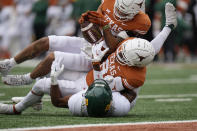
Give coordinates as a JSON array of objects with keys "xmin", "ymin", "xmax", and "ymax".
[
  {"xmin": 12, "ymin": 97, "xmax": 42, "ymax": 111},
  {"xmin": 0, "ymin": 103, "xmax": 20, "ymax": 115},
  {"xmin": 32, "ymin": 102, "xmax": 42, "ymax": 111},
  {"xmin": 11, "ymin": 97, "xmax": 24, "ymax": 103},
  {"xmin": 2, "ymin": 74, "xmax": 33, "ymax": 86},
  {"xmin": 0, "ymin": 59, "xmax": 12, "ymax": 76}
]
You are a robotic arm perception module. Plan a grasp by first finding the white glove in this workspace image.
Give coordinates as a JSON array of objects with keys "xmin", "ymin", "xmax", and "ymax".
[
  {"xmin": 81, "ymin": 42, "xmax": 93, "ymax": 60},
  {"xmin": 104, "ymin": 75, "xmax": 114, "ymax": 84},
  {"xmin": 91, "ymin": 42, "xmax": 109, "ymax": 62},
  {"xmin": 165, "ymin": 2, "xmax": 177, "ymax": 29},
  {"xmin": 50, "ymin": 58, "xmax": 64, "ymax": 85},
  {"xmin": 104, "ymin": 76, "xmax": 124, "ymax": 92},
  {"xmin": 117, "ymin": 31, "xmax": 129, "ymax": 39}
]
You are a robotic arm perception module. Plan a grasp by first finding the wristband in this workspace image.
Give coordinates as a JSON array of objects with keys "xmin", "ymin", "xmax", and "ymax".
[
  {"xmin": 51, "ymin": 76, "xmax": 58, "ymax": 85},
  {"xmin": 102, "ymin": 24, "xmax": 110, "ymax": 30},
  {"xmin": 165, "ymin": 24, "xmax": 174, "ymax": 30},
  {"xmin": 92, "ymin": 61, "xmax": 101, "ymax": 71}
]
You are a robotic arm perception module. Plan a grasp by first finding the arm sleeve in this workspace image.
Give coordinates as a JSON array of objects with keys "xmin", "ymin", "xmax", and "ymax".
[{"xmin": 151, "ymin": 27, "xmax": 171, "ymax": 54}]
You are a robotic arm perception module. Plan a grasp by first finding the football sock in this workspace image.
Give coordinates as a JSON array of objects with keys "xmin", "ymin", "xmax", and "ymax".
[
  {"xmin": 151, "ymin": 27, "xmax": 171, "ymax": 54},
  {"xmin": 10, "ymin": 58, "xmax": 17, "ymax": 67},
  {"xmin": 25, "ymin": 73, "xmax": 34, "ymax": 81},
  {"xmin": 15, "ymin": 91, "xmax": 42, "ymax": 112}
]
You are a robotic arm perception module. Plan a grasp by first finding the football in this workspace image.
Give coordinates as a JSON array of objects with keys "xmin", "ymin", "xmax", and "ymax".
[{"xmin": 80, "ymin": 21, "xmax": 103, "ymax": 44}]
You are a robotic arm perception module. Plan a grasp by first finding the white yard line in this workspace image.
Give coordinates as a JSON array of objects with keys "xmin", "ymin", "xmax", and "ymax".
[
  {"xmin": 1, "ymin": 74, "xmax": 197, "ymax": 89},
  {"xmin": 138, "ymin": 94, "xmax": 197, "ymax": 98},
  {"xmin": 0, "ymin": 93, "xmax": 5, "ymax": 96},
  {"xmin": 1, "ymin": 120, "xmax": 197, "ymax": 131},
  {"xmin": 145, "ymin": 78, "xmax": 197, "ymax": 85},
  {"xmin": 155, "ymin": 98, "xmax": 192, "ymax": 102},
  {"xmin": 1, "ymin": 94, "xmax": 197, "ymax": 104}
]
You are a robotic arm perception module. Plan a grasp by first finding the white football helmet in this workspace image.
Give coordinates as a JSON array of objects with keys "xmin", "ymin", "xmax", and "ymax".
[
  {"xmin": 114, "ymin": 0, "xmax": 145, "ymax": 21},
  {"xmin": 116, "ymin": 38, "xmax": 155, "ymax": 67}
]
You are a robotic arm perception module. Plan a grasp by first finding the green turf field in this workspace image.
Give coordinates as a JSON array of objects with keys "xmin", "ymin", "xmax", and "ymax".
[{"xmin": 0, "ymin": 63, "xmax": 197, "ymax": 129}]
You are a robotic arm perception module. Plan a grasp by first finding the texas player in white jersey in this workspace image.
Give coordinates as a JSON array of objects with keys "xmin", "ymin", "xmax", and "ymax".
[
  {"xmin": 0, "ymin": 0, "xmax": 151, "ymax": 86},
  {"xmin": 0, "ymin": 2, "xmax": 177, "ymax": 116}
]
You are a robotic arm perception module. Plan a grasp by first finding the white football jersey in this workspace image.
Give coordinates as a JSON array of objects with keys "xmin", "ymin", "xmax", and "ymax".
[{"xmin": 68, "ymin": 90, "xmax": 132, "ymax": 117}]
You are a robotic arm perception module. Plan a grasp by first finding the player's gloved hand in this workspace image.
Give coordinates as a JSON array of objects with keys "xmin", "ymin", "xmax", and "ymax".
[
  {"xmin": 91, "ymin": 43, "xmax": 109, "ymax": 62},
  {"xmin": 104, "ymin": 76, "xmax": 124, "ymax": 92},
  {"xmin": 81, "ymin": 42, "xmax": 93, "ymax": 60},
  {"xmin": 117, "ymin": 31, "xmax": 129, "ymax": 39},
  {"xmin": 50, "ymin": 58, "xmax": 64, "ymax": 85},
  {"xmin": 87, "ymin": 11, "xmax": 109, "ymax": 27},
  {"xmin": 78, "ymin": 11, "xmax": 89, "ymax": 24},
  {"xmin": 104, "ymin": 75, "xmax": 114, "ymax": 84},
  {"xmin": 165, "ymin": 2, "xmax": 177, "ymax": 29}
]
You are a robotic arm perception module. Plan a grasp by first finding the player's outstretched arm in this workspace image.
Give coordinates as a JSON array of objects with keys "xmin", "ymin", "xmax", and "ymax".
[
  {"xmin": 50, "ymin": 58, "xmax": 71, "ymax": 108},
  {"xmin": 151, "ymin": 2, "xmax": 177, "ymax": 54}
]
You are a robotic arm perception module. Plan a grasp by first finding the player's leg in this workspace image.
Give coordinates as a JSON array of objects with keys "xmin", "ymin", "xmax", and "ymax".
[
  {"xmin": 48, "ymin": 35, "xmax": 86, "ymax": 53},
  {"xmin": 0, "ymin": 36, "xmax": 86, "ymax": 75},
  {"xmin": 2, "ymin": 51, "xmax": 91, "ymax": 86},
  {"xmin": 0, "ymin": 79, "xmax": 45, "ymax": 114},
  {"xmin": 1, "ymin": 52, "xmax": 54, "ymax": 86},
  {"xmin": 0, "ymin": 37, "xmax": 49, "ymax": 76}
]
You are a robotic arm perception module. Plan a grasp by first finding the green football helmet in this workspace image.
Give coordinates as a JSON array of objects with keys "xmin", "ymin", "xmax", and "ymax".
[{"xmin": 85, "ymin": 79, "xmax": 112, "ymax": 117}]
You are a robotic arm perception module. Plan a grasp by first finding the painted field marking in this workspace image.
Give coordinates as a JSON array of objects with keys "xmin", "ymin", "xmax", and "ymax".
[
  {"xmin": 145, "ymin": 78, "xmax": 197, "ymax": 85},
  {"xmin": 138, "ymin": 94, "xmax": 197, "ymax": 98},
  {"xmin": 1, "ymin": 75, "xmax": 197, "ymax": 88},
  {"xmin": 190, "ymin": 74, "xmax": 197, "ymax": 80},
  {"xmin": 1, "ymin": 120, "xmax": 197, "ymax": 131},
  {"xmin": 155, "ymin": 98, "xmax": 192, "ymax": 102},
  {"xmin": 1, "ymin": 94, "xmax": 197, "ymax": 104},
  {"xmin": 0, "ymin": 93, "xmax": 5, "ymax": 96}
]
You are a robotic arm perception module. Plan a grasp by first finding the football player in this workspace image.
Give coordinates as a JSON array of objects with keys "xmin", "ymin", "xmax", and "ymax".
[
  {"xmin": 0, "ymin": 0, "xmax": 151, "ymax": 85},
  {"xmin": 0, "ymin": 3, "xmax": 177, "ymax": 116}
]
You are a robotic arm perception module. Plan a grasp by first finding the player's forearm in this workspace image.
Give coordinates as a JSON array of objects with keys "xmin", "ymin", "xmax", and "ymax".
[
  {"xmin": 92, "ymin": 62, "xmax": 102, "ymax": 80},
  {"xmin": 120, "ymin": 89, "xmax": 137, "ymax": 103},
  {"xmin": 50, "ymin": 85, "xmax": 69, "ymax": 108},
  {"xmin": 150, "ymin": 26, "xmax": 171, "ymax": 54},
  {"xmin": 103, "ymin": 25, "xmax": 124, "ymax": 53}
]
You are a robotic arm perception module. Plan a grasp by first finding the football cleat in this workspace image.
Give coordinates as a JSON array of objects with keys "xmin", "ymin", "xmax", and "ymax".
[
  {"xmin": 32, "ymin": 102, "xmax": 43, "ymax": 111},
  {"xmin": 11, "ymin": 97, "xmax": 24, "ymax": 104},
  {"xmin": 2, "ymin": 74, "xmax": 33, "ymax": 86},
  {"xmin": 0, "ymin": 103, "xmax": 20, "ymax": 114},
  {"xmin": 12, "ymin": 97, "xmax": 42, "ymax": 111},
  {"xmin": 0, "ymin": 59, "xmax": 13, "ymax": 76}
]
